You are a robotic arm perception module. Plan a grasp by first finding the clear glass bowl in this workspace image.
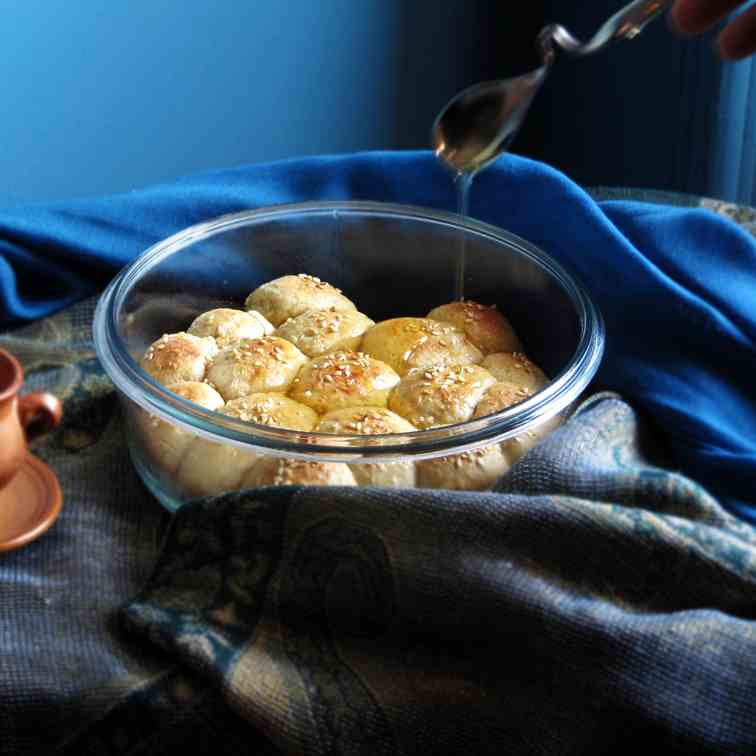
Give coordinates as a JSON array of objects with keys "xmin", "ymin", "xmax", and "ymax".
[{"xmin": 93, "ymin": 201, "xmax": 604, "ymax": 510}]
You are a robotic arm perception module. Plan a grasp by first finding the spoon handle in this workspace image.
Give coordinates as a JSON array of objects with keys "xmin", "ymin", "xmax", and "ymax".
[{"xmin": 542, "ymin": 0, "xmax": 675, "ymax": 59}]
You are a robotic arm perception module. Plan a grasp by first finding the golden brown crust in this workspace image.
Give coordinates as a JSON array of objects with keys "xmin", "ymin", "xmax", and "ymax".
[
  {"xmin": 315, "ymin": 406, "xmax": 416, "ymax": 435},
  {"xmin": 138, "ymin": 275, "xmax": 554, "ymax": 495},
  {"xmin": 388, "ymin": 364, "xmax": 496, "ymax": 429},
  {"xmin": 188, "ymin": 308, "xmax": 274, "ymax": 346},
  {"xmin": 224, "ymin": 393, "xmax": 319, "ymax": 431},
  {"xmin": 480, "ymin": 352, "xmax": 549, "ymax": 393},
  {"xmin": 205, "ymin": 336, "xmax": 307, "ymax": 400},
  {"xmin": 244, "ymin": 274, "xmax": 356, "ymax": 326},
  {"xmin": 289, "ymin": 350, "xmax": 399, "ymax": 414},
  {"xmin": 275, "ymin": 307, "xmax": 374, "ymax": 357},
  {"xmin": 315, "ymin": 407, "xmax": 417, "ymax": 487},
  {"xmin": 361, "ymin": 317, "xmax": 483, "ymax": 377},
  {"xmin": 166, "ymin": 380, "xmax": 226, "ymax": 411},
  {"xmin": 350, "ymin": 461, "xmax": 416, "ymax": 488},
  {"xmin": 242, "ymin": 457, "xmax": 357, "ymax": 487},
  {"xmin": 473, "ymin": 381, "xmax": 534, "ymax": 419},
  {"xmin": 135, "ymin": 381, "xmax": 225, "ymax": 476},
  {"xmin": 427, "ymin": 301, "xmax": 522, "ymax": 354},
  {"xmin": 416, "ymin": 445, "xmax": 510, "ymax": 491},
  {"xmin": 139, "ymin": 332, "xmax": 218, "ymax": 386},
  {"xmin": 501, "ymin": 414, "xmax": 564, "ymax": 465},
  {"xmin": 176, "ymin": 440, "xmax": 260, "ymax": 499},
  {"xmin": 471, "ymin": 376, "xmax": 560, "ymax": 464}
]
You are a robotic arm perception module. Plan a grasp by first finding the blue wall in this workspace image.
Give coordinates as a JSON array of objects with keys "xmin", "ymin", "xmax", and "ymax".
[
  {"xmin": 0, "ymin": 1, "xmax": 404, "ymax": 204},
  {"xmin": 0, "ymin": 0, "xmax": 525, "ymax": 207},
  {"xmin": 13, "ymin": 2, "xmax": 731, "ymax": 206}
]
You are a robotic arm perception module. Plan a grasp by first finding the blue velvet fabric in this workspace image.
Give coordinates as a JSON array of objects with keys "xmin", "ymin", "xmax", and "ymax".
[{"xmin": 1, "ymin": 151, "xmax": 755, "ymax": 521}]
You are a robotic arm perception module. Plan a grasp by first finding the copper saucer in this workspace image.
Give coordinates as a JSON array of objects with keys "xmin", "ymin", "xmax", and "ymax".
[{"xmin": 0, "ymin": 454, "xmax": 63, "ymax": 552}]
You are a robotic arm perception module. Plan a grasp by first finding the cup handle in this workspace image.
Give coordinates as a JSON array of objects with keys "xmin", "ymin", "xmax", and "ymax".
[{"xmin": 18, "ymin": 393, "xmax": 63, "ymax": 442}]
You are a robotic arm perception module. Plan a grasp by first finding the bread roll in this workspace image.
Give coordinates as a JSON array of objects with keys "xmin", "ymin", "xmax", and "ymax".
[
  {"xmin": 275, "ymin": 307, "xmax": 374, "ymax": 357},
  {"xmin": 139, "ymin": 332, "xmax": 218, "ymax": 386},
  {"xmin": 242, "ymin": 457, "xmax": 357, "ymax": 487},
  {"xmin": 500, "ymin": 415, "xmax": 563, "ymax": 465},
  {"xmin": 316, "ymin": 406, "xmax": 417, "ymax": 487},
  {"xmin": 427, "ymin": 300, "xmax": 522, "ymax": 354},
  {"xmin": 472, "ymin": 380, "xmax": 562, "ymax": 465},
  {"xmin": 473, "ymin": 382, "xmax": 534, "ymax": 420},
  {"xmin": 361, "ymin": 317, "xmax": 483, "ymax": 377},
  {"xmin": 388, "ymin": 364, "xmax": 496, "ymax": 429},
  {"xmin": 176, "ymin": 390, "xmax": 323, "ymax": 498},
  {"xmin": 245, "ymin": 274, "xmax": 356, "ymax": 327},
  {"xmin": 205, "ymin": 336, "xmax": 307, "ymax": 400},
  {"xmin": 224, "ymin": 393, "xmax": 319, "ymax": 431},
  {"xmin": 188, "ymin": 308, "xmax": 274, "ymax": 346},
  {"xmin": 177, "ymin": 438, "xmax": 260, "ymax": 499},
  {"xmin": 416, "ymin": 445, "xmax": 510, "ymax": 491},
  {"xmin": 137, "ymin": 381, "xmax": 224, "ymax": 476},
  {"xmin": 480, "ymin": 352, "xmax": 549, "ymax": 393},
  {"xmin": 289, "ymin": 350, "xmax": 399, "ymax": 414}
]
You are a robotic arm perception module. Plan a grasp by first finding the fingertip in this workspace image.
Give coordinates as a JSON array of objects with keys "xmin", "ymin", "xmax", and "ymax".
[
  {"xmin": 667, "ymin": 0, "xmax": 698, "ymax": 35},
  {"xmin": 716, "ymin": 8, "xmax": 756, "ymax": 61},
  {"xmin": 717, "ymin": 34, "xmax": 751, "ymax": 61},
  {"xmin": 666, "ymin": 3, "xmax": 686, "ymax": 36}
]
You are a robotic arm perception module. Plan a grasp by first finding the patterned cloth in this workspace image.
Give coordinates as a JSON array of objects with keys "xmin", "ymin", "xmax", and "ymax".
[{"xmin": 2, "ymin": 296, "xmax": 756, "ymax": 755}]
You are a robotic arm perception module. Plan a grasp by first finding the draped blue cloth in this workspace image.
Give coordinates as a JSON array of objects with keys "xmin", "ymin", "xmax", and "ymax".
[{"xmin": 1, "ymin": 151, "xmax": 755, "ymax": 522}]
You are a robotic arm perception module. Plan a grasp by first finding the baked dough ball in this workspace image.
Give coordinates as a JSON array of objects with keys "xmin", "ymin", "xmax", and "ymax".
[
  {"xmin": 289, "ymin": 350, "xmax": 399, "ymax": 414},
  {"xmin": 242, "ymin": 457, "xmax": 357, "ymax": 487},
  {"xmin": 137, "ymin": 381, "xmax": 225, "ymax": 476},
  {"xmin": 416, "ymin": 445, "xmax": 510, "ymax": 491},
  {"xmin": 427, "ymin": 300, "xmax": 522, "ymax": 354},
  {"xmin": 188, "ymin": 308, "xmax": 273, "ymax": 346},
  {"xmin": 472, "ymin": 380, "xmax": 562, "ymax": 465},
  {"xmin": 316, "ymin": 406, "xmax": 417, "ymax": 487},
  {"xmin": 473, "ymin": 382, "xmax": 534, "ymax": 420},
  {"xmin": 275, "ymin": 307, "xmax": 374, "ymax": 357},
  {"xmin": 388, "ymin": 364, "xmax": 496, "ymax": 429},
  {"xmin": 205, "ymin": 336, "xmax": 307, "ymax": 400},
  {"xmin": 176, "ymin": 392, "xmax": 321, "ymax": 499},
  {"xmin": 361, "ymin": 317, "xmax": 483, "ymax": 377},
  {"xmin": 139, "ymin": 332, "xmax": 218, "ymax": 386},
  {"xmin": 501, "ymin": 415, "xmax": 563, "ymax": 465},
  {"xmin": 177, "ymin": 437, "xmax": 260, "ymax": 499},
  {"xmin": 245, "ymin": 274, "xmax": 356, "ymax": 327},
  {"xmin": 480, "ymin": 352, "xmax": 549, "ymax": 393},
  {"xmin": 224, "ymin": 393, "xmax": 319, "ymax": 431}
]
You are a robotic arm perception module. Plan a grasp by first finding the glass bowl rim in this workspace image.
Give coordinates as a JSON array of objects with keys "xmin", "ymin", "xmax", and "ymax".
[{"xmin": 93, "ymin": 200, "xmax": 605, "ymax": 462}]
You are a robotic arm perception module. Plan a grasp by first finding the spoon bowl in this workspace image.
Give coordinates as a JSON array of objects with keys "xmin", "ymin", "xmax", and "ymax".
[{"xmin": 432, "ymin": 0, "xmax": 674, "ymax": 176}]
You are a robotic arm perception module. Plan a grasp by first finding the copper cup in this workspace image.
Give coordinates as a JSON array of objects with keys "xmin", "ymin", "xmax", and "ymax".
[{"xmin": 0, "ymin": 348, "xmax": 62, "ymax": 491}]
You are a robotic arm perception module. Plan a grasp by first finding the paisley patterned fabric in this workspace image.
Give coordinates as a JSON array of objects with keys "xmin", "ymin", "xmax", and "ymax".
[{"xmin": 2, "ymin": 290, "xmax": 756, "ymax": 754}]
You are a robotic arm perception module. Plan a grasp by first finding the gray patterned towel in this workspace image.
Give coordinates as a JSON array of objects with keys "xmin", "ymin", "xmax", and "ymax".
[{"xmin": 2, "ymin": 300, "xmax": 756, "ymax": 755}]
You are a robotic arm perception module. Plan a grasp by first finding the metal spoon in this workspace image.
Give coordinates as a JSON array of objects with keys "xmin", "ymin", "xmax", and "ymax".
[{"xmin": 431, "ymin": 0, "xmax": 674, "ymax": 175}]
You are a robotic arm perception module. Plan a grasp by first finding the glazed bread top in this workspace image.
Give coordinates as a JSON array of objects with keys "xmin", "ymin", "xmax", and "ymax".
[
  {"xmin": 275, "ymin": 308, "xmax": 374, "ymax": 358},
  {"xmin": 480, "ymin": 352, "xmax": 548, "ymax": 393},
  {"xmin": 140, "ymin": 275, "xmax": 550, "ymax": 439},
  {"xmin": 188, "ymin": 308, "xmax": 274, "ymax": 346},
  {"xmin": 427, "ymin": 301, "xmax": 522, "ymax": 355},
  {"xmin": 206, "ymin": 336, "xmax": 308, "ymax": 400},
  {"xmin": 389, "ymin": 364, "xmax": 497, "ymax": 429},
  {"xmin": 289, "ymin": 350, "xmax": 400, "ymax": 414},
  {"xmin": 360, "ymin": 317, "xmax": 483, "ymax": 377},
  {"xmin": 316, "ymin": 406, "xmax": 417, "ymax": 435},
  {"xmin": 223, "ymin": 393, "xmax": 319, "ymax": 431},
  {"xmin": 139, "ymin": 332, "xmax": 218, "ymax": 386},
  {"xmin": 245, "ymin": 274, "xmax": 356, "ymax": 326}
]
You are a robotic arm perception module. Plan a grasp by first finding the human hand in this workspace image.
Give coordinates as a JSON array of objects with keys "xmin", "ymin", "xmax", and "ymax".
[{"xmin": 670, "ymin": 0, "xmax": 756, "ymax": 60}]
